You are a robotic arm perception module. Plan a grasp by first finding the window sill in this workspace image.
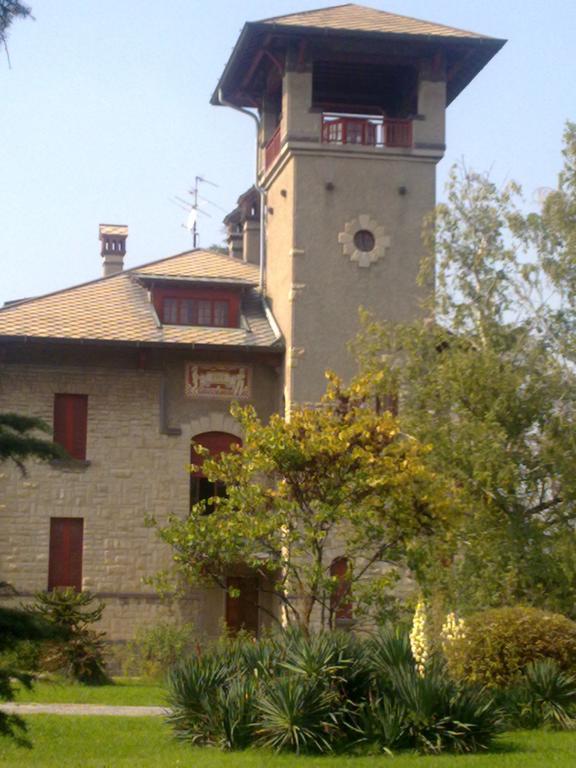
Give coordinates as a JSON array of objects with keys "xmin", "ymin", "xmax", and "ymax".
[{"xmin": 49, "ymin": 459, "xmax": 91, "ymax": 471}]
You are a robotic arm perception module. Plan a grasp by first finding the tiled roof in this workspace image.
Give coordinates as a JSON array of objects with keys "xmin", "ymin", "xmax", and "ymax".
[
  {"xmin": 136, "ymin": 250, "xmax": 259, "ymax": 283},
  {"xmin": 0, "ymin": 250, "xmax": 281, "ymax": 350},
  {"xmin": 260, "ymin": 4, "xmax": 488, "ymax": 40}
]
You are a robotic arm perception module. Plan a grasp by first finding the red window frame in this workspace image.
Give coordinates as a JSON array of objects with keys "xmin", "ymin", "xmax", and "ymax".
[
  {"xmin": 53, "ymin": 394, "xmax": 88, "ymax": 460},
  {"xmin": 48, "ymin": 517, "xmax": 84, "ymax": 591},
  {"xmin": 152, "ymin": 287, "xmax": 240, "ymax": 328}
]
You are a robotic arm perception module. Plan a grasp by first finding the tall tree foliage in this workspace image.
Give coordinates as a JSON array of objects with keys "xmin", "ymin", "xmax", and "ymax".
[
  {"xmin": 355, "ymin": 122, "xmax": 576, "ymax": 616},
  {"xmin": 0, "ymin": 413, "xmax": 64, "ymax": 473},
  {"xmin": 0, "ymin": 1, "xmax": 31, "ymax": 62},
  {"xmin": 155, "ymin": 375, "xmax": 454, "ymax": 631},
  {"xmin": 0, "ymin": 412, "xmax": 64, "ymax": 738}
]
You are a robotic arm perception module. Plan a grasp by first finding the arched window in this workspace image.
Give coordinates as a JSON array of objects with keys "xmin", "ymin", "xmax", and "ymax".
[
  {"xmin": 330, "ymin": 557, "xmax": 353, "ymax": 624},
  {"xmin": 190, "ymin": 431, "xmax": 241, "ymax": 512}
]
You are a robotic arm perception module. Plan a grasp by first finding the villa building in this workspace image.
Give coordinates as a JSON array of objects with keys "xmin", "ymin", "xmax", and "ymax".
[{"xmin": 0, "ymin": 5, "xmax": 504, "ymax": 639}]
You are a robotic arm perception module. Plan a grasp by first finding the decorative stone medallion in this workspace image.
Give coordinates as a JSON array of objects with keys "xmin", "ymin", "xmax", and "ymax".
[
  {"xmin": 338, "ymin": 214, "xmax": 391, "ymax": 268},
  {"xmin": 185, "ymin": 363, "xmax": 251, "ymax": 400}
]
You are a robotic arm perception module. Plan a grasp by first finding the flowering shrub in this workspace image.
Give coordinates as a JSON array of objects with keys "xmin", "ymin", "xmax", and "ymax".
[
  {"xmin": 441, "ymin": 611, "xmax": 466, "ymax": 654},
  {"xmin": 409, "ymin": 598, "xmax": 430, "ymax": 676}
]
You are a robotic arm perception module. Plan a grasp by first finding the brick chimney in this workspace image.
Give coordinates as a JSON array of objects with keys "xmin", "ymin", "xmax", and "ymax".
[{"xmin": 99, "ymin": 224, "xmax": 128, "ymax": 276}]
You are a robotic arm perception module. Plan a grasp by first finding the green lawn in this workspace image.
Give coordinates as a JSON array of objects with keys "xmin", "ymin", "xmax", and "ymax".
[
  {"xmin": 12, "ymin": 677, "xmax": 166, "ymax": 706},
  {"xmin": 1, "ymin": 718, "xmax": 575, "ymax": 768}
]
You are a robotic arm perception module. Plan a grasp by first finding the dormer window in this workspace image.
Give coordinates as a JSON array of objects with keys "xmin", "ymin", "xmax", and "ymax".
[
  {"xmin": 147, "ymin": 283, "xmax": 241, "ymax": 328},
  {"xmin": 161, "ymin": 296, "xmax": 231, "ymax": 327}
]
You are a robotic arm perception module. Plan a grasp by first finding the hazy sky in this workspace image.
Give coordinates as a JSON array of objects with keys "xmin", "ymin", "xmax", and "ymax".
[{"xmin": 1, "ymin": 1, "xmax": 574, "ymax": 306}]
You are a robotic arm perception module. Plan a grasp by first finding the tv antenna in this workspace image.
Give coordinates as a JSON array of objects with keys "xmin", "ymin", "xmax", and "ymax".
[{"xmin": 170, "ymin": 176, "xmax": 220, "ymax": 248}]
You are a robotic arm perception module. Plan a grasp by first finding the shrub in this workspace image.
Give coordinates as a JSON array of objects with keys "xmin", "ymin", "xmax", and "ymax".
[
  {"xmin": 389, "ymin": 663, "xmax": 504, "ymax": 754},
  {"xmin": 167, "ymin": 654, "xmax": 234, "ymax": 746},
  {"xmin": 0, "ymin": 639, "xmax": 41, "ymax": 674},
  {"xmin": 255, "ymin": 675, "xmax": 338, "ymax": 754},
  {"xmin": 444, "ymin": 606, "xmax": 576, "ymax": 687},
  {"xmin": 28, "ymin": 589, "xmax": 110, "ymax": 685},
  {"xmin": 166, "ymin": 628, "xmax": 504, "ymax": 755},
  {"xmin": 502, "ymin": 659, "xmax": 576, "ymax": 730},
  {"xmin": 122, "ymin": 621, "xmax": 196, "ymax": 679}
]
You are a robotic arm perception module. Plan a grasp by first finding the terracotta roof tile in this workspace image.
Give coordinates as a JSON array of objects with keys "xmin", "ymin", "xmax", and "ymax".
[
  {"xmin": 0, "ymin": 250, "xmax": 281, "ymax": 350},
  {"xmin": 260, "ymin": 4, "xmax": 488, "ymax": 39}
]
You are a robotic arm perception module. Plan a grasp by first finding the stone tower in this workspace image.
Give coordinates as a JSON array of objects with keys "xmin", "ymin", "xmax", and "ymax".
[{"xmin": 214, "ymin": 4, "xmax": 504, "ymax": 413}]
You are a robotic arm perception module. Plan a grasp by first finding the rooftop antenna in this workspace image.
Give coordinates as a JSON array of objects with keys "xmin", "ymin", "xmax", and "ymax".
[
  {"xmin": 187, "ymin": 176, "xmax": 220, "ymax": 248},
  {"xmin": 170, "ymin": 176, "xmax": 220, "ymax": 248}
]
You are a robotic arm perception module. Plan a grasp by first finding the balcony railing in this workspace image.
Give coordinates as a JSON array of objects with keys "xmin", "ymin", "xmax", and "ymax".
[
  {"xmin": 321, "ymin": 115, "xmax": 413, "ymax": 149},
  {"xmin": 264, "ymin": 124, "xmax": 282, "ymax": 170}
]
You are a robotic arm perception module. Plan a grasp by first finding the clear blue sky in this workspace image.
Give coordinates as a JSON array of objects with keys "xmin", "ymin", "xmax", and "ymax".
[{"xmin": 1, "ymin": 1, "xmax": 574, "ymax": 305}]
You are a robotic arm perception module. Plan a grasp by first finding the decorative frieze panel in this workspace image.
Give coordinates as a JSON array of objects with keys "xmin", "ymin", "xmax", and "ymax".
[{"xmin": 185, "ymin": 363, "xmax": 251, "ymax": 400}]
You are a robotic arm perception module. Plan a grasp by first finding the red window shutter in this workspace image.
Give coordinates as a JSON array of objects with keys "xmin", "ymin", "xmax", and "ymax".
[
  {"xmin": 54, "ymin": 394, "xmax": 88, "ymax": 460},
  {"xmin": 48, "ymin": 517, "xmax": 84, "ymax": 591}
]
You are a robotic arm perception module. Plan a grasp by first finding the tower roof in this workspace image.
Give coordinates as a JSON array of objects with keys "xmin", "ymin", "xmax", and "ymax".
[
  {"xmin": 259, "ymin": 4, "xmax": 488, "ymax": 39},
  {"xmin": 212, "ymin": 3, "xmax": 505, "ymax": 107}
]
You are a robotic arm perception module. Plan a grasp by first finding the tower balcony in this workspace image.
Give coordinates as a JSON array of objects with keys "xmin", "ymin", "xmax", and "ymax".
[
  {"xmin": 263, "ymin": 113, "xmax": 415, "ymax": 174},
  {"xmin": 321, "ymin": 114, "xmax": 413, "ymax": 149},
  {"xmin": 264, "ymin": 124, "xmax": 282, "ymax": 170}
]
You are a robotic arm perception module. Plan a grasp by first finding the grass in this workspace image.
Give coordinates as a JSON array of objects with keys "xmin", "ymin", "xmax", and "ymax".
[
  {"xmin": 12, "ymin": 677, "xmax": 165, "ymax": 706},
  {"xmin": 1, "ymin": 718, "xmax": 576, "ymax": 768}
]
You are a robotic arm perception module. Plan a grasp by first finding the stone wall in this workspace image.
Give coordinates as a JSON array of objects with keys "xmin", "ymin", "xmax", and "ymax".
[{"xmin": 0, "ymin": 345, "xmax": 280, "ymax": 640}]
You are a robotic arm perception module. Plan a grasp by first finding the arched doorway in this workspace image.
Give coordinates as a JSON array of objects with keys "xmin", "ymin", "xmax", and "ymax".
[{"xmin": 190, "ymin": 431, "xmax": 241, "ymax": 511}]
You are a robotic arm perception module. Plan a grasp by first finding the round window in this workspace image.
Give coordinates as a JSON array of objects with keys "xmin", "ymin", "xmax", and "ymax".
[{"xmin": 353, "ymin": 229, "xmax": 375, "ymax": 252}]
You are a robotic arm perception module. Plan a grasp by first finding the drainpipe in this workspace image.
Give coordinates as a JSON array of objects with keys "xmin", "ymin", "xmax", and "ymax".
[{"xmin": 217, "ymin": 88, "xmax": 266, "ymax": 293}]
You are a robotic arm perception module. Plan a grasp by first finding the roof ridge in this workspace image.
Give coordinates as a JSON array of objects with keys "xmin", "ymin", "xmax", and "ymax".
[
  {"xmin": 0, "ymin": 249, "xmax": 251, "ymax": 314},
  {"xmin": 258, "ymin": 3, "xmax": 353, "ymax": 24}
]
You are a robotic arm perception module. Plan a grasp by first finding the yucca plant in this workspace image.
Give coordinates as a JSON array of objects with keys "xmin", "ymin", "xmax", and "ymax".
[
  {"xmin": 224, "ymin": 635, "xmax": 279, "ymax": 680},
  {"xmin": 351, "ymin": 694, "xmax": 410, "ymax": 754},
  {"xmin": 166, "ymin": 655, "xmax": 231, "ymax": 745},
  {"xmin": 389, "ymin": 662, "xmax": 504, "ymax": 754},
  {"xmin": 255, "ymin": 675, "xmax": 339, "ymax": 754},
  {"xmin": 508, "ymin": 659, "xmax": 576, "ymax": 730},
  {"xmin": 217, "ymin": 676, "xmax": 257, "ymax": 750},
  {"xmin": 281, "ymin": 630, "xmax": 349, "ymax": 679}
]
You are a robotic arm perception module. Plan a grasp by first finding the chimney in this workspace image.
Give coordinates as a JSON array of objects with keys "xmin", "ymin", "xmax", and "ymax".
[
  {"xmin": 227, "ymin": 224, "xmax": 244, "ymax": 260},
  {"xmin": 99, "ymin": 224, "xmax": 128, "ymax": 276}
]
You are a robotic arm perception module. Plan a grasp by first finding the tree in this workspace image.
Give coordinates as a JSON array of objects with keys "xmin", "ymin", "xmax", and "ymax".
[
  {"xmin": 0, "ymin": 412, "xmax": 65, "ymax": 473},
  {"xmin": 155, "ymin": 374, "xmax": 455, "ymax": 632},
  {"xmin": 355, "ymin": 122, "xmax": 576, "ymax": 617},
  {"xmin": 0, "ymin": 411, "xmax": 65, "ymax": 739},
  {"xmin": 0, "ymin": 1, "xmax": 32, "ymax": 64},
  {"xmin": 0, "ymin": 606, "xmax": 63, "ymax": 743}
]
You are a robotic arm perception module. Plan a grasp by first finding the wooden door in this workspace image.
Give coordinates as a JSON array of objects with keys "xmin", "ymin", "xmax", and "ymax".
[{"xmin": 225, "ymin": 576, "xmax": 259, "ymax": 635}]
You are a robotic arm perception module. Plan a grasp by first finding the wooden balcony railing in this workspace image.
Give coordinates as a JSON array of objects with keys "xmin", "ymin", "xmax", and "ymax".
[
  {"xmin": 321, "ymin": 115, "xmax": 413, "ymax": 149},
  {"xmin": 264, "ymin": 124, "xmax": 282, "ymax": 170}
]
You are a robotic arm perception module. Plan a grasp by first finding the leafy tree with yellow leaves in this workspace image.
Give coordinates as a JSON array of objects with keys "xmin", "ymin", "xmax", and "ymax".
[{"xmin": 155, "ymin": 375, "xmax": 455, "ymax": 632}]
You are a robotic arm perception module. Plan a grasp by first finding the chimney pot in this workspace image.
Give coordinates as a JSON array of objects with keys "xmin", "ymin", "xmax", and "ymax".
[{"xmin": 99, "ymin": 224, "xmax": 128, "ymax": 276}]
